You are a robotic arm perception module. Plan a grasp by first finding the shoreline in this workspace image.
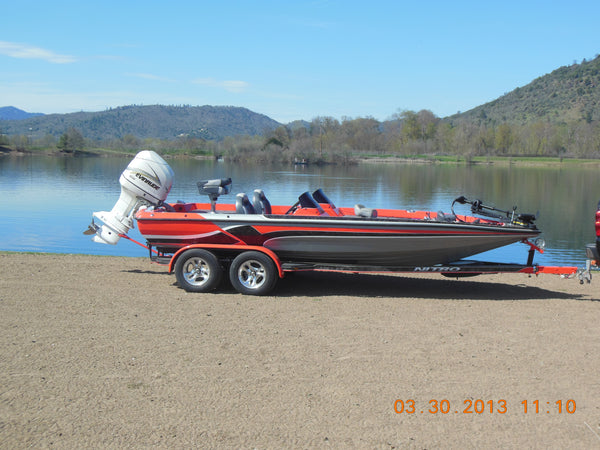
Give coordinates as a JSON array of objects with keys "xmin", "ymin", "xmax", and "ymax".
[
  {"xmin": 1, "ymin": 252, "xmax": 599, "ymax": 447},
  {"xmin": 2, "ymin": 146, "xmax": 600, "ymax": 166}
]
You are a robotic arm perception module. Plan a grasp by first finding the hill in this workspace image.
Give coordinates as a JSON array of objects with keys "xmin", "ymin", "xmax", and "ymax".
[
  {"xmin": 448, "ymin": 55, "xmax": 600, "ymax": 126},
  {"xmin": 0, "ymin": 105, "xmax": 281, "ymax": 140},
  {"xmin": 0, "ymin": 106, "xmax": 44, "ymax": 121}
]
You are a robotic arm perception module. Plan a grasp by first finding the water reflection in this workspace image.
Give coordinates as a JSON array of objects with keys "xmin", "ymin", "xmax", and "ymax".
[{"xmin": 1, "ymin": 154, "xmax": 598, "ymax": 266}]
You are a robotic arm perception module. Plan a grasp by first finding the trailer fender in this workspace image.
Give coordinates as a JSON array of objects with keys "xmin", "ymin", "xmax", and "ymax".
[{"xmin": 168, "ymin": 244, "xmax": 285, "ymax": 278}]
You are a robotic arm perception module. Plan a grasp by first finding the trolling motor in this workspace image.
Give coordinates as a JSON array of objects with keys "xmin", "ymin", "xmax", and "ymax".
[
  {"xmin": 451, "ymin": 196, "xmax": 537, "ymax": 227},
  {"xmin": 84, "ymin": 150, "xmax": 174, "ymax": 244}
]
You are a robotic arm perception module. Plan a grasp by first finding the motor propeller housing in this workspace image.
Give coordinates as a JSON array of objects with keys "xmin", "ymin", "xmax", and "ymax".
[{"xmin": 87, "ymin": 150, "xmax": 174, "ymax": 245}]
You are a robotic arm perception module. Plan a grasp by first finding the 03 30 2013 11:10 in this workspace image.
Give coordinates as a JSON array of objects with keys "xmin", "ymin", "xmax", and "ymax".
[{"xmin": 394, "ymin": 399, "xmax": 577, "ymax": 414}]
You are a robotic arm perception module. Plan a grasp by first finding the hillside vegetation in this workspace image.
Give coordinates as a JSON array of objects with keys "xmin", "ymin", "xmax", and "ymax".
[
  {"xmin": 1, "ymin": 55, "xmax": 600, "ymax": 162},
  {"xmin": 0, "ymin": 105, "xmax": 280, "ymax": 141},
  {"xmin": 449, "ymin": 55, "xmax": 600, "ymax": 125}
]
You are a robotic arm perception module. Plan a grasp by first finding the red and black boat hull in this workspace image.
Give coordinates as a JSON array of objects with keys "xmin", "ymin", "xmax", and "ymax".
[{"xmin": 136, "ymin": 211, "xmax": 540, "ymax": 266}]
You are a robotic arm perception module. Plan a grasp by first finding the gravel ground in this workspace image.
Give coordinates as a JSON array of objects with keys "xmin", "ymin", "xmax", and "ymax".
[{"xmin": 1, "ymin": 253, "xmax": 599, "ymax": 448}]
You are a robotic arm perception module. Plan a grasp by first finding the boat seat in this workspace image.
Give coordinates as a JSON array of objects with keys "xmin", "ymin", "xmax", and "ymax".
[
  {"xmin": 313, "ymin": 188, "xmax": 343, "ymax": 215},
  {"xmin": 253, "ymin": 189, "xmax": 272, "ymax": 214},
  {"xmin": 354, "ymin": 204, "xmax": 377, "ymax": 218},
  {"xmin": 313, "ymin": 189, "xmax": 330, "ymax": 204},
  {"xmin": 299, "ymin": 192, "xmax": 326, "ymax": 215},
  {"xmin": 436, "ymin": 211, "xmax": 456, "ymax": 222},
  {"xmin": 197, "ymin": 178, "xmax": 232, "ymax": 212},
  {"xmin": 236, "ymin": 193, "xmax": 256, "ymax": 214},
  {"xmin": 197, "ymin": 178, "xmax": 232, "ymax": 197}
]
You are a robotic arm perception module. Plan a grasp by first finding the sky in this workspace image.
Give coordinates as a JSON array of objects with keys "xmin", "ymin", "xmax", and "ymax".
[{"xmin": 1, "ymin": 0, "xmax": 600, "ymax": 123}]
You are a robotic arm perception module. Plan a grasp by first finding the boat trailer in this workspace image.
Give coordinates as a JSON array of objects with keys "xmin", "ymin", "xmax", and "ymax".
[
  {"xmin": 115, "ymin": 234, "xmax": 595, "ymax": 295},
  {"xmin": 278, "ymin": 244, "xmax": 593, "ymax": 284}
]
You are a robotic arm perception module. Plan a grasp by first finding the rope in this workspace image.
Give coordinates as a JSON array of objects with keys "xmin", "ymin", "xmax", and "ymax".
[{"xmin": 118, "ymin": 234, "xmax": 159, "ymax": 254}]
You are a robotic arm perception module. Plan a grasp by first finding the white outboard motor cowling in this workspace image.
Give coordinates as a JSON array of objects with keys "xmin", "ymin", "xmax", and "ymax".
[{"xmin": 87, "ymin": 150, "xmax": 174, "ymax": 245}]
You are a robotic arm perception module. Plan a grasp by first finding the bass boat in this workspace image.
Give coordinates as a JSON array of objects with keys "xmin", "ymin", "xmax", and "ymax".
[
  {"xmin": 136, "ymin": 183, "xmax": 540, "ymax": 268},
  {"xmin": 85, "ymin": 151, "xmax": 579, "ymax": 295}
]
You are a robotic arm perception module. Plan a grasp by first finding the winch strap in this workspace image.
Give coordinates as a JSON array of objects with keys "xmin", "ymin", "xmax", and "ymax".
[{"xmin": 118, "ymin": 233, "xmax": 158, "ymax": 254}]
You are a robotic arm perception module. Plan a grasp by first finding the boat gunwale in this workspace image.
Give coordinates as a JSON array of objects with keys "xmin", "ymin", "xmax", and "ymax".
[{"xmin": 135, "ymin": 210, "xmax": 539, "ymax": 233}]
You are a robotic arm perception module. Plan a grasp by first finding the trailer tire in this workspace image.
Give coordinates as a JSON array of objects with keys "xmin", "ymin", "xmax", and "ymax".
[
  {"xmin": 229, "ymin": 251, "xmax": 278, "ymax": 295},
  {"xmin": 174, "ymin": 249, "xmax": 222, "ymax": 292}
]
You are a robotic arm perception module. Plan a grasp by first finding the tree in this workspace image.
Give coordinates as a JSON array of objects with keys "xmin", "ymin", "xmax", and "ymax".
[
  {"xmin": 398, "ymin": 110, "xmax": 420, "ymax": 142},
  {"xmin": 310, "ymin": 116, "xmax": 340, "ymax": 158},
  {"xmin": 120, "ymin": 134, "xmax": 140, "ymax": 150},
  {"xmin": 263, "ymin": 126, "xmax": 291, "ymax": 149},
  {"xmin": 494, "ymin": 124, "xmax": 512, "ymax": 154},
  {"xmin": 341, "ymin": 117, "xmax": 382, "ymax": 153},
  {"xmin": 57, "ymin": 128, "xmax": 85, "ymax": 153},
  {"xmin": 0, "ymin": 129, "xmax": 8, "ymax": 146},
  {"xmin": 11, "ymin": 134, "xmax": 30, "ymax": 152},
  {"xmin": 416, "ymin": 110, "xmax": 439, "ymax": 140}
]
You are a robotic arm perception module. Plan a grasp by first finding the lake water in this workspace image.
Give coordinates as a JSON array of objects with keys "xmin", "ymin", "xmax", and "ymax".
[{"xmin": 1, "ymin": 154, "xmax": 598, "ymax": 267}]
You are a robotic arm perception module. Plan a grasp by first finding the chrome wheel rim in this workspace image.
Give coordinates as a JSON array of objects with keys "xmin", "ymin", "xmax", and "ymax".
[
  {"xmin": 237, "ymin": 259, "xmax": 266, "ymax": 290},
  {"xmin": 183, "ymin": 257, "xmax": 211, "ymax": 287}
]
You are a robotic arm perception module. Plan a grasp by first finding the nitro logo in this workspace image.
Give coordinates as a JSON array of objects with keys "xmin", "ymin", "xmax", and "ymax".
[
  {"xmin": 134, "ymin": 172, "xmax": 160, "ymax": 190},
  {"xmin": 414, "ymin": 266, "xmax": 461, "ymax": 272}
]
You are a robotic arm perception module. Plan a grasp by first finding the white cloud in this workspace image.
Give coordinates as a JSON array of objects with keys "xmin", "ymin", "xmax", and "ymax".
[
  {"xmin": 192, "ymin": 77, "xmax": 249, "ymax": 93},
  {"xmin": 0, "ymin": 41, "xmax": 76, "ymax": 64}
]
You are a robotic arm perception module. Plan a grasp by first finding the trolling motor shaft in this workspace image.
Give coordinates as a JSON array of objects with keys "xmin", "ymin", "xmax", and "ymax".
[{"xmin": 452, "ymin": 196, "xmax": 537, "ymax": 226}]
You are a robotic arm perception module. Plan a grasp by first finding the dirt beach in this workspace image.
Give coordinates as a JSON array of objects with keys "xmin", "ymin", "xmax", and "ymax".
[{"xmin": 1, "ymin": 252, "xmax": 599, "ymax": 448}]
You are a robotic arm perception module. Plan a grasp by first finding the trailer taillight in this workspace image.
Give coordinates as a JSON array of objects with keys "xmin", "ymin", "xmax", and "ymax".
[{"xmin": 596, "ymin": 202, "xmax": 600, "ymax": 237}]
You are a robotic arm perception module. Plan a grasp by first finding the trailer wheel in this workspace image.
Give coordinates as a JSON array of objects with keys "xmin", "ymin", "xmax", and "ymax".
[
  {"xmin": 174, "ymin": 249, "xmax": 222, "ymax": 292},
  {"xmin": 229, "ymin": 251, "xmax": 278, "ymax": 295}
]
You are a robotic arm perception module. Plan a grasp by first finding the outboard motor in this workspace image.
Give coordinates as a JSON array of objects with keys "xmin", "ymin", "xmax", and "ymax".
[{"xmin": 85, "ymin": 150, "xmax": 174, "ymax": 244}]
